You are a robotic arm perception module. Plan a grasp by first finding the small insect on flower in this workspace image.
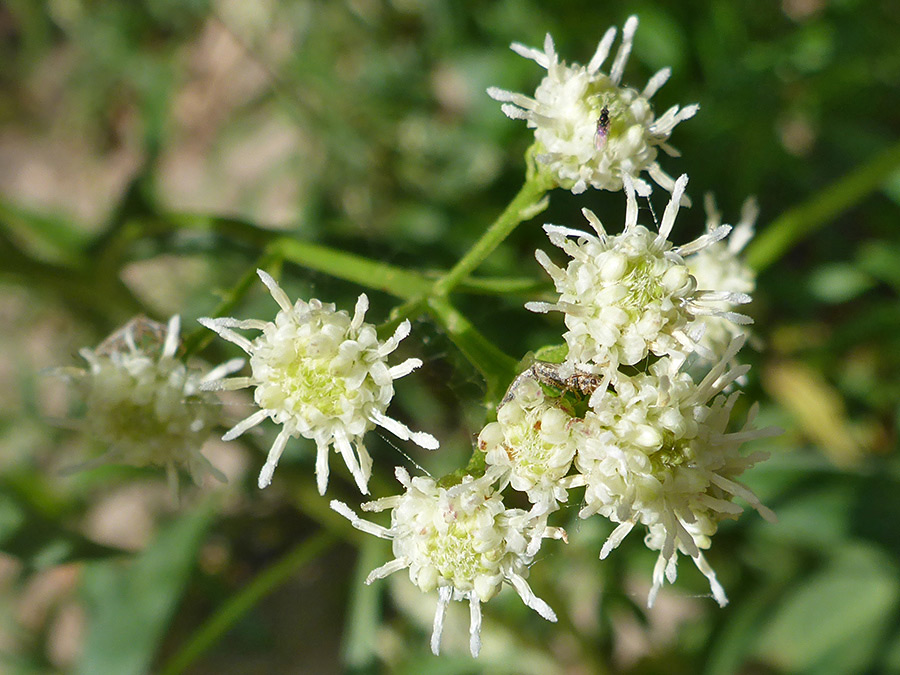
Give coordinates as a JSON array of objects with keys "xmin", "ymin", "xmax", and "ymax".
[
  {"xmin": 488, "ymin": 16, "xmax": 699, "ymax": 195},
  {"xmin": 595, "ymin": 105, "xmax": 611, "ymax": 152},
  {"xmin": 199, "ymin": 270, "xmax": 438, "ymax": 495}
]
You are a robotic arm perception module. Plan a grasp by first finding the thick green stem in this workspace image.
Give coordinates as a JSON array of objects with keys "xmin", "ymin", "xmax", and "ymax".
[
  {"xmin": 746, "ymin": 140, "xmax": 900, "ymax": 271},
  {"xmin": 432, "ymin": 178, "xmax": 550, "ymax": 296},
  {"xmin": 158, "ymin": 532, "xmax": 335, "ymax": 675}
]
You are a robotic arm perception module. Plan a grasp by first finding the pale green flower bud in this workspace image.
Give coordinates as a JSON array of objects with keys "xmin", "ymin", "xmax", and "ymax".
[{"xmin": 61, "ymin": 315, "xmax": 241, "ymax": 495}]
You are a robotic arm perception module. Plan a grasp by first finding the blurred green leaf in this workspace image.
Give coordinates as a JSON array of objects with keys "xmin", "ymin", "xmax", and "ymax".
[
  {"xmin": 0, "ymin": 475, "xmax": 122, "ymax": 567},
  {"xmin": 808, "ymin": 262, "xmax": 875, "ymax": 303},
  {"xmin": 342, "ymin": 535, "xmax": 385, "ymax": 670},
  {"xmin": 76, "ymin": 501, "xmax": 216, "ymax": 675},
  {"xmin": 754, "ymin": 544, "xmax": 899, "ymax": 673},
  {"xmin": 857, "ymin": 239, "xmax": 900, "ymax": 293},
  {"xmin": 160, "ymin": 531, "xmax": 335, "ymax": 675}
]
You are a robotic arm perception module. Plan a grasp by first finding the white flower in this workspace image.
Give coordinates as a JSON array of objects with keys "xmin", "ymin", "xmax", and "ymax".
[
  {"xmin": 685, "ymin": 194, "xmax": 758, "ymax": 360},
  {"xmin": 478, "ymin": 376, "xmax": 580, "ymax": 514},
  {"xmin": 199, "ymin": 270, "xmax": 438, "ymax": 494},
  {"xmin": 574, "ymin": 336, "xmax": 777, "ymax": 607},
  {"xmin": 59, "ymin": 315, "xmax": 242, "ymax": 495},
  {"xmin": 527, "ymin": 175, "xmax": 752, "ymax": 377},
  {"xmin": 488, "ymin": 16, "xmax": 698, "ymax": 195},
  {"xmin": 331, "ymin": 466, "xmax": 564, "ymax": 657}
]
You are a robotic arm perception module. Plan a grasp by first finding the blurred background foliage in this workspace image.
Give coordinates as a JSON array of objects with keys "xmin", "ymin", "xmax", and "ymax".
[{"xmin": 1, "ymin": 0, "xmax": 900, "ymax": 673}]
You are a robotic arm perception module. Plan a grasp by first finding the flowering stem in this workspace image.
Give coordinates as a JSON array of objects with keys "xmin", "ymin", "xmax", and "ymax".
[
  {"xmin": 158, "ymin": 531, "xmax": 335, "ymax": 675},
  {"xmin": 431, "ymin": 178, "xmax": 551, "ymax": 297},
  {"xmin": 746, "ymin": 139, "xmax": 900, "ymax": 272}
]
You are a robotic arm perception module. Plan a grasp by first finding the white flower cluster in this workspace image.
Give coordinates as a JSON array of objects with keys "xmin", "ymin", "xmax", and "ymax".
[
  {"xmin": 200, "ymin": 270, "xmax": 438, "ymax": 494},
  {"xmin": 323, "ymin": 17, "xmax": 774, "ymax": 647},
  {"xmin": 58, "ymin": 315, "xmax": 242, "ymax": 495},
  {"xmin": 479, "ymin": 337, "xmax": 775, "ymax": 607},
  {"xmin": 575, "ymin": 337, "xmax": 776, "ymax": 605},
  {"xmin": 331, "ymin": 466, "xmax": 564, "ymax": 657},
  {"xmin": 481, "ymin": 16, "xmax": 774, "ymax": 607},
  {"xmin": 488, "ymin": 16, "xmax": 698, "ymax": 195},
  {"xmin": 527, "ymin": 174, "xmax": 752, "ymax": 376},
  {"xmin": 53, "ymin": 15, "xmax": 776, "ymax": 657}
]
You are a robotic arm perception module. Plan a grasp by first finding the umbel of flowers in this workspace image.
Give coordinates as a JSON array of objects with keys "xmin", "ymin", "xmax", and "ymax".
[{"xmin": 54, "ymin": 14, "xmax": 775, "ymax": 659}]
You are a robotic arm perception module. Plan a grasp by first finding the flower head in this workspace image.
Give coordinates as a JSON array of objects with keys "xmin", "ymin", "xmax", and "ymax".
[
  {"xmin": 332, "ymin": 467, "xmax": 563, "ymax": 656},
  {"xmin": 59, "ymin": 315, "xmax": 241, "ymax": 495},
  {"xmin": 685, "ymin": 194, "xmax": 758, "ymax": 360},
  {"xmin": 488, "ymin": 17, "xmax": 698, "ymax": 195},
  {"xmin": 199, "ymin": 270, "xmax": 438, "ymax": 494},
  {"xmin": 527, "ymin": 175, "xmax": 752, "ymax": 377},
  {"xmin": 574, "ymin": 337, "xmax": 777, "ymax": 607},
  {"xmin": 478, "ymin": 376, "xmax": 580, "ymax": 514}
]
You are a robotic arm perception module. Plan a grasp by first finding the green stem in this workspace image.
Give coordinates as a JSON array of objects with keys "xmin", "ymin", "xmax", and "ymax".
[
  {"xmin": 274, "ymin": 238, "xmax": 432, "ymax": 299},
  {"xmin": 158, "ymin": 532, "xmax": 335, "ymax": 675},
  {"xmin": 432, "ymin": 178, "xmax": 550, "ymax": 296},
  {"xmin": 449, "ymin": 275, "xmax": 550, "ymax": 296},
  {"xmin": 746, "ymin": 140, "xmax": 900, "ymax": 271}
]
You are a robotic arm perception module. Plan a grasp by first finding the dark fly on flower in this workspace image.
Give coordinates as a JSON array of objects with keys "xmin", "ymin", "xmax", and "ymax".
[{"xmin": 595, "ymin": 106, "xmax": 610, "ymax": 151}]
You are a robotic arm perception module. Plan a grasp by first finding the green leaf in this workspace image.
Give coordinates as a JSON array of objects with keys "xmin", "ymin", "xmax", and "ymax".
[
  {"xmin": 0, "ymin": 199, "xmax": 90, "ymax": 265},
  {"xmin": 76, "ymin": 500, "xmax": 216, "ymax": 675},
  {"xmin": 160, "ymin": 532, "xmax": 334, "ymax": 675},
  {"xmin": 0, "ymin": 475, "xmax": 123, "ymax": 567},
  {"xmin": 809, "ymin": 263, "xmax": 876, "ymax": 303},
  {"xmin": 531, "ymin": 344, "xmax": 568, "ymax": 364},
  {"xmin": 746, "ymin": 139, "xmax": 900, "ymax": 272},
  {"xmin": 754, "ymin": 544, "xmax": 900, "ymax": 673}
]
